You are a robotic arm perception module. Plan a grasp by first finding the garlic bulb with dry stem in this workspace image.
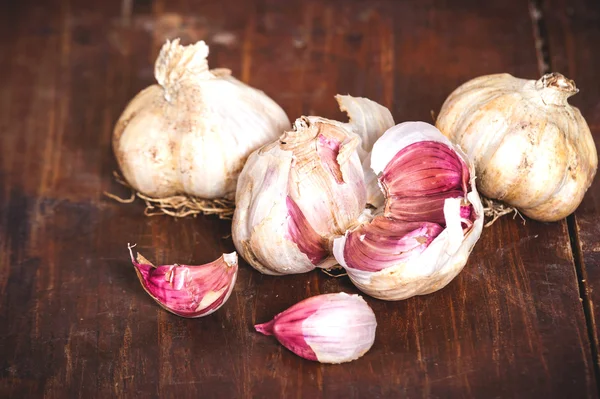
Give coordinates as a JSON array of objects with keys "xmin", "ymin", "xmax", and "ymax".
[
  {"xmin": 333, "ymin": 122, "xmax": 484, "ymax": 301},
  {"xmin": 113, "ymin": 39, "xmax": 290, "ymax": 201},
  {"xmin": 436, "ymin": 72, "xmax": 597, "ymax": 222},
  {"xmin": 232, "ymin": 96, "xmax": 394, "ymax": 275}
]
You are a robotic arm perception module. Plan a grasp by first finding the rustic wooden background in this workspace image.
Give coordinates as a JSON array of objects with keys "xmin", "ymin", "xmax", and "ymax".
[{"xmin": 1, "ymin": 0, "xmax": 599, "ymax": 397}]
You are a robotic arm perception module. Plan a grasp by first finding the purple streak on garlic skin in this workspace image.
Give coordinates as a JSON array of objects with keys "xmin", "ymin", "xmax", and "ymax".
[
  {"xmin": 386, "ymin": 189, "xmax": 465, "ymax": 225},
  {"xmin": 255, "ymin": 299, "xmax": 320, "ymax": 361},
  {"xmin": 255, "ymin": 292, "xmax": 376, "ymax": 364},
  {"xmin": 286, "ymin": 196, "xmax": 329, "ymax": 265},
  {"xmin": 317, "ymin": 134, "xmax": 344, "ymax": 184},
  {"xmin": 129, "ymin": 246, "xmax": 238, "ymax": 318},
  {"xmin": 460, "ymin": 204, "xmax": 473, "ymax": 219},
  {"xmin": 380, "ymin": 141, "xmax": 469, "ymax": 197},
  {"xmin": 343, "ymin": 217, "xmax": 444, "ymax": 272}
]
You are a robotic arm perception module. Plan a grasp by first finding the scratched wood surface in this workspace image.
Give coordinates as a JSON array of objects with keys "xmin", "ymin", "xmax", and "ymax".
[
  {"xmin": 544, "ymin": 0, "xmax": 600, "ymax": 384},
  {"xmin": 0, "ymin": 0, "xmax": 597, "ymax": 398}
]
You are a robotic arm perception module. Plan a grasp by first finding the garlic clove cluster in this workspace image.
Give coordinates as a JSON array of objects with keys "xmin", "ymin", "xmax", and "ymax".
[
  {"xmin": 232, "ymin": 96, "xmax": 394, "ymax": 275},
  {"xmin": 436, "ymin": 72, "xmax": 597, "ymax": 221},
  {"xmin": 333, "ymin": 122, "xmax": 484, "ymax": 300},
  {"xmin": 255, "ymin": 292, "xmax": 377, "ymax": 364},
  {"xmin": 128, "ymin": 245, "xmax": 238, "ymax": 318},
  {"xmin": 113, "ymin": 39, "xmax": 291, "ymax": 200}
]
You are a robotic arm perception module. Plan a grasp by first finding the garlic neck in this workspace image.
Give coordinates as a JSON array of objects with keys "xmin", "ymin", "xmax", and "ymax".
[
  {"xmin": 154, "ymin": 39, "xmax": 212, "ymax": 101},
  {"xmin": 535, "ymin": 72, "xmax": 578, "ymax": 106}
]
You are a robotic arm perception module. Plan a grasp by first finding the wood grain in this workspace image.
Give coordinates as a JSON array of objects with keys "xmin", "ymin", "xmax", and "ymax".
[
  {"xmin": 0, "ymin": 0, "xmax": 597, "ymax": 397},
  {"xmin": 544, "ymin": 0, "xmax": 600, "ymax": 385}
]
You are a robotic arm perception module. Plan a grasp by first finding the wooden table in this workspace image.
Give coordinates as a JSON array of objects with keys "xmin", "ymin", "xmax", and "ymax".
[{"xmin": 1, "ymin": 0, "xmax": 599, "ymax": 397}]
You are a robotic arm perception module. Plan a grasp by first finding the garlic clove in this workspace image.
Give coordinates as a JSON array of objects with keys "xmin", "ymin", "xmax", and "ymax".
[
  {"xmin": 386, "ymin": 190, "xmax": 465, "ymax": 224},
  {"xmin": 286, "ymin": 196, "xmax": 329, "ymax": 264},
  {"xmin": 335, "ymin": 196, "xmax": 483, "ymax": 300},
  {"xmin": 341, "ymin": 217, "xmax": 444, "ymax": 272},
  {"xmin": 255, "ymin": 292, "xmax": 377, "ymax": 364},
  {"xmin": 379, "ymin": 141, "xmax": 469, "ymax": 197},
  {"xmin": 128, "ymin": 245, "xmax": 238, "ymax": 317},
  {"xmin": 333, "ymin": 122, "xmax": 484, "ymax": 301}
]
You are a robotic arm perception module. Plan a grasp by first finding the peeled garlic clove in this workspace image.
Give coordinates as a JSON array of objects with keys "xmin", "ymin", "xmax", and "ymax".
[
  {"xmin": 436, "ymin": 72, "xmax": 597, "ymax": 222},
  {"xmin": 128, "ymin": 245, "xmax": 238, "ymax": 317},
  {"xmin": 333, "ymin": 122, "xmax": 484, "ymax": 301},
  {"xmin": 255, "ymin": 292, "xmax": 377, "ymax": 364},
  {"xmin": 113, "ymin": 39, "xmax": 290, "ymax": 200},
  {"xmin": 233, "ymin": 96, "xmax": 391, "ymax": 275}
]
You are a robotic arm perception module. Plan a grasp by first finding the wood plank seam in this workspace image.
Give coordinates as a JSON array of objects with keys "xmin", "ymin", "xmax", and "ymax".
[{"xmin": 531, "ymin": 0, "xmax": 600, "ymax": 393}]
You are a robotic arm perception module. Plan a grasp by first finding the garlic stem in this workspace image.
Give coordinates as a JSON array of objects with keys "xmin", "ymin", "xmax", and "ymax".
[{"xmin": 535, "ymin": 72, "xmax": 578, "ymax": 106}]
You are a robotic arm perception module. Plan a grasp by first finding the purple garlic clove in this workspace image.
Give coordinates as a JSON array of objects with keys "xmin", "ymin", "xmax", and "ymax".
[
  {"xmin": 128, "ymin": 244, "xmax": 238, "ymax": 318},
  {"xmin": 255, "ymin": 292, "xmax": 377, "ymax": 364}
]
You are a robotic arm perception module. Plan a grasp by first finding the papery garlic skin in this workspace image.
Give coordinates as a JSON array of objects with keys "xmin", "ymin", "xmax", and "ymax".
[
  {"xmin": 336, "ymin": 95, "xmax": 395, "ymax": 207},
  {"xmin": 113, "ymin": 39, "xmax": 290, "ymax": 200},
  {"xmin": 255, "ymin": 293, "xmax": 377, "ymax": 364},
  {"xmin": 333, "ymin": 122, "xmax": 484, "ymax": 301},
  {"xmin": 436, "ymin": 72, "xmax": 597, "ymax": 221},
  {"xmin": 233, "ymin": 96, "xmax": 391, "ymax": 275},
  {"xmin": 129, "ymin": 246, "xmax": 238, "ymax": 318}
]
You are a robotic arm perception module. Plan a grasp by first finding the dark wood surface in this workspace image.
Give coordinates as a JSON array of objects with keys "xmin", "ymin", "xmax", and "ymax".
[
  {"xmin": 544, "ymin": 0, "xmax": 600, "ymax": 383},
  {"xmin": 0, "ymin": 0, "xmax": 598, "ymax": 398}
]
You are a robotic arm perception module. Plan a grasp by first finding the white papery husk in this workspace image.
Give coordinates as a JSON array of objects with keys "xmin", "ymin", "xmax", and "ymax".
[{"xmin": 333, "ymin": 122, "xmax": 484, "ymax": 301}]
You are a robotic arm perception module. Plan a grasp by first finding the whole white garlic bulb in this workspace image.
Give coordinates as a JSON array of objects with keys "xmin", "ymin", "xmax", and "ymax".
[
  {"xmin": 113, "ymin": 39, "xmax": 290, "ymax": 200},
  {"xmin": 436, "ymin": 72, "xmax": 597, "ymax": 221},
  {"xmin": 333, "ymin": 122, "xmax": 484, "ymax": 301},
  {"xmin": 232, "ymin": 96, "xmax": 394, "ymax": 275}
]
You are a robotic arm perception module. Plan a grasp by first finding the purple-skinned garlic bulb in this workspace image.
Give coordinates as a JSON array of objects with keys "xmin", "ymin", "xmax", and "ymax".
[
  {"xmin": 333, "ymin": 122, "xmax": 484, "ymax": 301},
  {"xmin": 255, "ymin": 292, "xmax": 377, "ymax": 363},
  {"xmin": 232, "ymin": 95, "xmax": 394, "ymax": 275},
  {"xmin": 128, "ymin": 244, "xmax": 238, "ymax": 317}
]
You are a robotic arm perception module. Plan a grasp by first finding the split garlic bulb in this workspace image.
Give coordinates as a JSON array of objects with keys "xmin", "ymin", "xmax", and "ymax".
[
  {"xmin": 232, "ymin": 96, "xmax": 394, "ymax": 275},
  {"xmin": 333, "ymin": 122, "xmax": 484, "ymax": 301},
  {"xmin": 113, "ymin": 39, "xmax": 290, "ymax": 200},
  {"xmin": 436, "ymin": 72, "xmax": 597, "ymax": 221}
]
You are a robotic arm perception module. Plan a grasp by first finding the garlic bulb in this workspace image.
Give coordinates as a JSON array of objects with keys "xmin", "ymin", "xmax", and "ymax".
[
  {"xmin": 128, "ymin": 245, "xmax": 238, "ymax": 318},
  {"xmin": 255, "ymin": 292, "xmax": 377, "ymax": 363},
  {"xmin": 436, "ymin": 72, "xmax": 597, "ymax": 221},
  {"xmin": 113, "ymin": 39, "xmax": 290, "ymax": 200},
  {"xmin": 232, "ymin": 96, "xmax": 393, "ymax": 275},
  {"xmin": 333, "ymin": 122, "xmax": 484, "ymax": 301}
]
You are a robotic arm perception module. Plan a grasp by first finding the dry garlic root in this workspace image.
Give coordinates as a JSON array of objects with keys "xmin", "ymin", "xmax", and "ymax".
[
  {"xmin": 436, "ymin": 72, "xmax": 597, "ymax": 222},
  {"xmin": 112, "ymin": 39, "xmax": 290, "ymax": 203}
]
